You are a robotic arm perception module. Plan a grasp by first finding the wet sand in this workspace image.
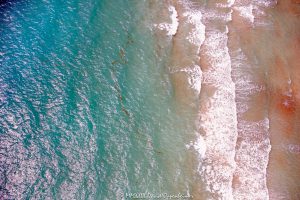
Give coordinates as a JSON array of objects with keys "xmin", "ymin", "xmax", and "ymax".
[
  {"xmin": 264, "ymin": 1, "xmax": 300, "ymax": 199},
  {"xmin": 226, "ymin": 0, "xmax": 300, "ymax": 198}
]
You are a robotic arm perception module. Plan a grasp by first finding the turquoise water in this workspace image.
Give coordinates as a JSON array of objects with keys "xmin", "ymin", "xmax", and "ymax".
[{"xmin": 0, "ymin": 0, "xmax": 196, "ymax": 199}]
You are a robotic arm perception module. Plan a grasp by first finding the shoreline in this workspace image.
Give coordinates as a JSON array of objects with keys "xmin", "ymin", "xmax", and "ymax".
[{"xmin": 150, "ymin": 0, "xmax": 300, "ymax": 199}]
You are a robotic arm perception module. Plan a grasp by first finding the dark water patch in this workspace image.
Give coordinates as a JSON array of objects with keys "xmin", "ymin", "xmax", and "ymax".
[
  {"xmin": 0, "ymin": 0, "xmax": 24, "ymax": 16},
  {"xmin": 108, "ymin": 32, "xmax": 136, "ymax": 118},
  {"xmin": 0, "ymin": 0, "xmax": 13, "ymax": 7}
]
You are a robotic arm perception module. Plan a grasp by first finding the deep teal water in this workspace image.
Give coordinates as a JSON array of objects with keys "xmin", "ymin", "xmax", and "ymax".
[{"xmin": 0, "ymin": 0, "xmax": 196, "ymax": 199}]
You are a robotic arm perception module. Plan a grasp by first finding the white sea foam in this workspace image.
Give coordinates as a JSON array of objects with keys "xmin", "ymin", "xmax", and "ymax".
[
  {"xmin": 186, "ymin": 133, "xmax": 206, "ymax": 159},
  {"xmin": 154, "ymin": 6, "xmax": 179, "ymax": 36},
  {"xmin": 190, "ymin": 0, "xmax": 268, "ymax": 198},
  {"xmin": 216, "ymin": 0, "xmax": 235, "ymax": 8},
  {"xmin": 169, "ymin": 5, "xmax": 237, "ymax": 195},
  {"xmin": 285, "ymin": 144, "xmax": 300, "ymax": 154},
  {"xmin": 253, "ymin": 0, "xmax": 277, "ymax": 7},
  {"xmin": 196, "ymin": 26, "xmax": 238, "ymax": 199},
  {"xmin": 163, "ymin": 0, "xmax": 275, "ymax": 199},
  {"xmin": 230, "ymin": 46, "xmax": 271, "ymax": 200},
  {"xmin": 201, "ymin": 9, "xmax": 233, "ymax": 24},
  {"xmin": 232, "ymin": 118, "xmax": 271, "ymax": 200},
  {"xmin": 233, "ymin": 0, "xmax": 277, "ymax": 27},
  {"xmin": 169, "ymin": 6, "xmax": 179, "ymax": 36},
  {"xmin": 182, "ymin": 2, "xmax": 239, "ymax": 199},
  {"xmin": 177, "ymin": 3, "xmax": 206, "ymax": 94},
  {"xmin": 175, "ymin": 65, "xmax": 203, "ymax": 95},
  {"xmin": 234, "ymin": 5, "xmax": 255, "ymax": 23},
  {"xmin": 182, "ymin": 10, "xmax": 206, "ymax": 49},
  {"xmin": 187, "ymin": 0, "xmax": 275, "ymax": 198},
  {"xmin": 167, "ymin": 2, "xmax": 206, "ymax": 95}
]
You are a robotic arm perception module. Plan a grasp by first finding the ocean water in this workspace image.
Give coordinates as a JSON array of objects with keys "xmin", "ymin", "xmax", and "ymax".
[
  {"xmin": 0, "ymin": 0, "xmax": 197, "ymax": 199},
  {"xmin": 1, "ymin": 0, "xmax": 300, "ymax": 200}
]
